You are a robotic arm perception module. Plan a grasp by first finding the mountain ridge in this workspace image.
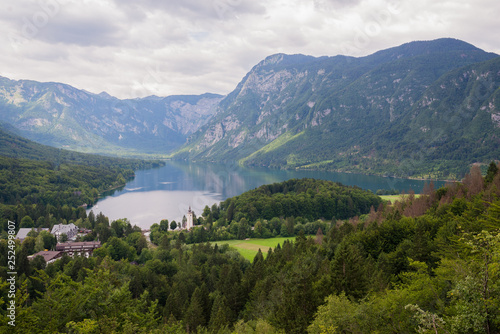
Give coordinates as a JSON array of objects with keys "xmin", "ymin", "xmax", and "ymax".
[
  {"xmin": 0, "ymin": 122, "xmax": 164, "ymax": 170},
  {"xmin": 1, "ymin": 38, "xmax": 499, "ymax": 178},
  {"xmin": 0, "ymin": 76, "xmax": 223, "ymax": 155},
  {"xmin": 174, "ymin": 38, "xmax": 500, "ymax": 179}
]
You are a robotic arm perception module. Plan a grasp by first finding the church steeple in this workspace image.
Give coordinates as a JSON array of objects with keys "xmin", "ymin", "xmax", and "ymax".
[{"xmin": 186, "ymin": 205, "xmax": 194, "ymax": 229}]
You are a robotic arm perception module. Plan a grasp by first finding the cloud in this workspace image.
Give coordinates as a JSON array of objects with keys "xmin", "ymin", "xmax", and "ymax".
[
  {"xmin": 113, "ymin": 0, "xmax": 266, "ymax": 22},
  {"xmin": 0, "ymin": 0, "xmax": 498, "ymax": 99},
  {"xmin": 38, "ymin": 16, "xmax": 124, "ymax": 47},
  {"xmin": 2, "ymin": 0, "xmax": 126, "ymax": 47}
]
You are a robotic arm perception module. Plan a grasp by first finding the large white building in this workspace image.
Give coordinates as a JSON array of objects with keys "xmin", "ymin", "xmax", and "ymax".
[
  {"xmin": 51, "ymin": 223, "xmax": 78, "ymax": 241},
  {"xmin": 186, "ymin": 206, "xmax": 194, "ymax": 230}
]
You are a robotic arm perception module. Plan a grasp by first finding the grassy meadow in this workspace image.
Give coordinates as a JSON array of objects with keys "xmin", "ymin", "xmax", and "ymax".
[
  {"xmin": 379, "ymin": 194, "xmax": 421, "ymax": 203},
  {"xmin": 212, "ymin": 237, "xmax": 296, "ymax": 262}
]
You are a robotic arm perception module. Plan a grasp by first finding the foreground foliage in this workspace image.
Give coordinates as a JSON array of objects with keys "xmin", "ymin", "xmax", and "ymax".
[{"xmin": 1, "ymin": 163, "xmax": 500, "ymax": 333}]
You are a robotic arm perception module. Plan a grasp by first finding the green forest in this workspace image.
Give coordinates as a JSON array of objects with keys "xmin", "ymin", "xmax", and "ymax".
[
  {"xmin": 0, "ymin": 126, "xmax": 163, "ymax": 234},
  {"xmin": 150, "ymin": 178, "xmax": 382, "ymax": 245},
  {"xmin": 1, "ymin": 154, "xmax": 500, "ymax": 332}
]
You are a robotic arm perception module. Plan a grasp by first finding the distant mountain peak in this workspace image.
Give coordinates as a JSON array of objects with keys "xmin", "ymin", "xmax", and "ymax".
[
  {"xmin": 369, "ymin": 37, "xmax": 495, "ymax": 61},
  {"xmin": 98, "ymin": 91, "xmax": 114, "ymax": 99},
  {"xmin": 0, "ymin": 78, "xmax": 223, "ymax": 154},
  {"xmin": 256, "ymin": 53, "xmax": 319, "ymax": 69},
  {"xmin": 407, "ymin": 37, "xmax": 481, "ymax": 50},
  {"xmin": 176, "ymin": 38, "xmax": 500, "ymax": 179}
]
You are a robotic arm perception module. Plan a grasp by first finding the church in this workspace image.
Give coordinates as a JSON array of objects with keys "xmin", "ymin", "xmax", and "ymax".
[{"xmin": 185, "ymin": 206, "xmax": 194, "ymax": 230}]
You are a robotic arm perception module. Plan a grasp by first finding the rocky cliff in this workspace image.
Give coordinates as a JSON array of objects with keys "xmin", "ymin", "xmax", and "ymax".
[
  {"xmin": 0, "ymin": 77, "xmax": 223, "ymax": 154},
  {"xmin": 175, "ymin": 38, "xmax": 500, "ymax": 178}
]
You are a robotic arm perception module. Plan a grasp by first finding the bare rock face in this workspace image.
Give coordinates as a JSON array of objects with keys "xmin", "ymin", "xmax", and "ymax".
[{"xmin": 178, "ymin": 39, "xmax": 500, "ymax": 178}]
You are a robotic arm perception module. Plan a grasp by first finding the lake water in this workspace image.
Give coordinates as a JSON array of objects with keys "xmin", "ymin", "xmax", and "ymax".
[{"xmin": 89, "ymin": 161, "xmax": 446, "ymax": 229}]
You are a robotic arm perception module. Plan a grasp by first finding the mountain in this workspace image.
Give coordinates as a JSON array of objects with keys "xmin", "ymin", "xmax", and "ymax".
[
  {"xmin": 0, "ymin": 122, "xmax": 163, "ymax": 169},
  {"xmin": 0, "ymin": 78, "xmax": 223, "ymax": 155},
  {"xmin": 0, "ymin": 123, "xmax": 167, "ymax": 208},
  {"xmin": 174, "ymin": 38, "xmax": 500, "ymax": 179}
]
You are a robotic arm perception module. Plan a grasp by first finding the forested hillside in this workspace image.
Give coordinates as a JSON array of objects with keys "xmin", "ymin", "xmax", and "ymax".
[
  {"xmin": 2, "ymin": 161, "xmax": 500, "ymax": 333},
  {"xmin": 0, "ymin": 124, "xmax": 164, "ymax": 169},
  {"xmin": 0, "ymin": 126, "xmax": 163, "ymax": 233},
  {"xmin": 176, "ymin": 38, "xmax": 500, "ymax": 179},
  {"xmin": 158, "ymin": 178, "xmax": 382, "ymax": 244}
]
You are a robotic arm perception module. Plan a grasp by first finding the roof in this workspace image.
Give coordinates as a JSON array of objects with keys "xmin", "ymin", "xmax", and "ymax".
[
  {"xmin": 16, "ymin": 228, "xmax": 49, "ymax": 240},
  {"xmin": 56, "ymin": 241, "xmax": 101, "ymax": 251},
  {"xmin": 29, "ymin": 251, "xmax": 63, "ymax": 262},
  {"xmin": 51, "ymin": 223, "xmax": 78, "ymax": 235}
]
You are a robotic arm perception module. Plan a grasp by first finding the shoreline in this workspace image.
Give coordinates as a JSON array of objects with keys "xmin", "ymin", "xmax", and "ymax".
[
  {"xmin": 294, "ymin": 167, "xmax": 460, "ymax": 183},
  {"xmin": 178, "ymin": 158, "xmax": 463, "ymax": 183}
]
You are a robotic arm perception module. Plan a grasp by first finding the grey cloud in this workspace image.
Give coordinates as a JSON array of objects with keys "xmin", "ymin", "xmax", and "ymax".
[
  {"xmin": 314, "ymin": 0, "xmax": 363, "ymax": 11},
  {"xmin": 36, "ymin": 16, "xmax": 124, "ymax": 46},
  {"xmin": 113, "ymin": 0, "xmax": 266, "ymax": 21},
  {"xmin": 2, "ymin": 1, "xmax": 126, "ymax": 47}
]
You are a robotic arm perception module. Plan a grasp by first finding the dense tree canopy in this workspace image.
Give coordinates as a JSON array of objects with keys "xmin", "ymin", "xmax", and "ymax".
[
  {"xmin": 1, "ymin": 143, "xmax": 500, "ymax": 333},
  {"xmin": 173, "ymin": 178, "xmax": 383, "ymax": 244}
]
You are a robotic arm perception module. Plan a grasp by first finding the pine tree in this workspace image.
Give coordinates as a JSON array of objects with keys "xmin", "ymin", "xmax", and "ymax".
[
  {"xmin": 219, "ymin": 262, "xmax": 245, "ymax": 322},
  {"xmin": 485, "ymin": 161, "xmax": 499, "ymax": 183},
  {"xmin": 227, "ymin": 201, "xmax": 235, "ymax": 223},
  {"xmin": 331, "ymin": 241, "xmax": 367, "ymax": 299},
  {"xmin": 208, "ymin": 292, "xmax": 230, "ymax": 332},
  {"xmin": 184, "ymin": 287, "xmax": 205, "ymax": 333},
  {"xmin": 18, "ymin": 246, "xmax": 31, "ymax": 277},
  {"xmin": 198, "ymin": 283, "xmax": 211, "ymax": 326},
  {"xmin": 315, "ymin": 227, "xmax": 324, "ymax": 245}
]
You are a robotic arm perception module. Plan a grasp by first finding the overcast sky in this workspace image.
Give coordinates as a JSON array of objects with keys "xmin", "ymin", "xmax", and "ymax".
[{"xmin": 1, "ymin": 0, "xmax": 499, "ymax": 99}]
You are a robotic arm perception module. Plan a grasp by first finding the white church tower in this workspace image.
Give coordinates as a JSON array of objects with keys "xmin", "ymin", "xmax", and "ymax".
[{"xmin": 186, "ymin": 206, "xmax": 194, "ymax": 229}]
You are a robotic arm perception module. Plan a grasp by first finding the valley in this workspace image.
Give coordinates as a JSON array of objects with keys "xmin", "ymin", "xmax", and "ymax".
[
  {"xmin": 1, "ymin": 37, "xmax": 500, "ymax": 334},
  {"xmin": 1, "ymin": 38, "xmax": 499, "ymax": 179},
  {"xmin": 176, "ymin": 38, "xmax": 500, "ymax": 179}
]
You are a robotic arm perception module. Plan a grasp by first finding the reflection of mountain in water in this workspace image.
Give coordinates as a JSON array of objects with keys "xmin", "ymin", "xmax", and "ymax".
[
  {"xmin": 125, "ymin": 187, "xmax": 144, "ymax": 191},
  {"xmin": 90, "ymin": 160, "xmax": 446, "ymax": 229},
  {"xmin": 169, "ymin": 160, "xmax": 443, "ymax": 198}
]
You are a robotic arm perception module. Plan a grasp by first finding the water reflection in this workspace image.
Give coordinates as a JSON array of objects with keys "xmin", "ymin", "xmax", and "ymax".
[{"xmin": 90, "ymin": 161, "xmax": 445, "ymax": 229}]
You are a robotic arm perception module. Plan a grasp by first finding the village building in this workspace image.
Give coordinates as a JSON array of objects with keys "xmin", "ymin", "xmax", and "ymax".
[
  {"xmin": 28, "ymin": 251, "xmax": 63, "ymax": 264},
  {"xmin": 51, "ymin": 223, "xmax": 79, "ymax": 241},
  {"xmin": 15, "ymin": 227, "xmax": 49, "ymax": 243},
  {"xmin": 56, "ymin": 241, "xmax": 102, "ymax": 258}
]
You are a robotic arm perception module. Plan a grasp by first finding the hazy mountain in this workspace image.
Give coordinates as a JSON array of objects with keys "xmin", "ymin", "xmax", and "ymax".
[
  {"xmin": 0, "ymin": 77, "xmax": 223, "ymax": 155},
  {"xmin": 2, "ymin": 38, "xmax": 499, "ymax": 178},
  {"xmin": 175, "ymin": 38, "xmax": 500, "ymax": 179},
  {"xmin": 0, "ymin": 122, "xmax": 164, "ymax": 169}
]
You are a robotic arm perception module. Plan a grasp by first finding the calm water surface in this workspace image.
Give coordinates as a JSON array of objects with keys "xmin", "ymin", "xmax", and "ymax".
[{"xmin": 90, "ymin": 161, "xmax": 445, "ymax": 229}]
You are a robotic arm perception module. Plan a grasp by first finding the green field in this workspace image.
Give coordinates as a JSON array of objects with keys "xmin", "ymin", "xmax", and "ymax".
[
  {"xmin": 379, "ymin": 194, "xmax": 422, "ymax": 202},
  {"xmin": 213, "ymin": 237, "xmax": 296, "ymax": 262}
]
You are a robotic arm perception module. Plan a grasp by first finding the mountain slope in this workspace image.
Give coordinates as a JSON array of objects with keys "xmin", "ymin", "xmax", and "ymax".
[
  {"xmin": 0, "ymin": 123, "xmax": 163, "ymax": 170},
  {"xmin": 174, "ymin": 38, "xmax": 500, "ymax": 179},
  {"xmin": 0, "ymin": 78, "xmax": 223, "ymax": 155}
]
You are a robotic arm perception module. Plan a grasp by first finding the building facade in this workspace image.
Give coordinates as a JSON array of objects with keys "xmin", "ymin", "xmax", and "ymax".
[
  {"xmin": 56, "ymin": 241, "xmax": 101, "ymax": 258},
  {"xmin": 51, "ymin": 223, "xmax": 79, "ymax": 241},
  {"xmin": 186, "ymin": 206, "xmax": 194, "ymax": 229}
]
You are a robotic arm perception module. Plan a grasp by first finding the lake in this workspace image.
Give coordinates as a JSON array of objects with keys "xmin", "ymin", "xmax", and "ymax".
[{"xmin": 89, "ymin": 160, "xmax": 446, "ymax": 229}]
